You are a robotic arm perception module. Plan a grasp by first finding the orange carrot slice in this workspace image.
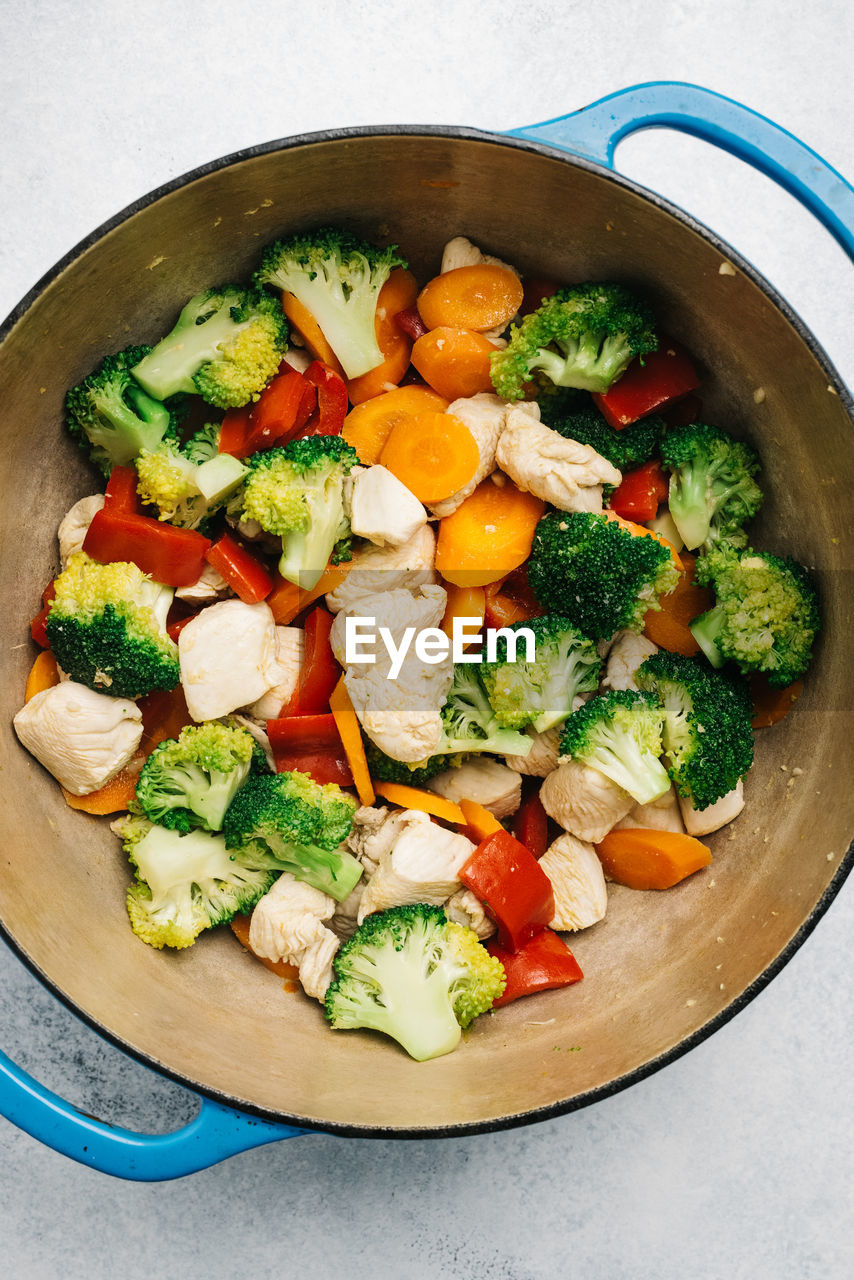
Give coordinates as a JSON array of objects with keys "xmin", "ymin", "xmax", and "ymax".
[
  {"xmin": 62, "ymin": 759, "xmax": 144, "ymax": 814},
  {"xmin": 266, "ymin": 562, "xmax": 351, "ymax": 625},
  {"xmin": 280, "ymin": 292, "xmax": 345, "ymax": 377},
  {"xmin": 417, "ymin": 264, "xmax": 523, "ymax": 333},
  {"xmin": 458, "ymin": 797, "xmax": 504, "ymax": 842},
  {"xmin": 342, "ymin": 384, "xmax": 448, "ymax": 465},
  {"xmin": 231, "ymin": 914, "xmax": 300, "ymax": 981},
  {"xmin": 24, "ymin": 650, "xmax": 60, "ymax": 702},
  {"xmin": 436, "ymin": 477, "xmax": 545, "ymax": 587},
  {"xmin": 347, "ymin": 267, "xmax": 419, "ymax": 404},
  {"xmin": 595, "ymin": 827, "xmax": 712, "ymax": 890},
  {"xmin": 410, "ymin": 326, "xmax": 495, "ymax": 400},
  {"xmin": 440, "ymin": 584, "xmax": 486, "ymax": 641},
  {"xmin": 380, "ymin": 410, "xmax": 480, "ymax": 504},
  {"xmin": 373, "ymin": 781, "xmax": 465, "ymax": 825},
  {"xmin": 750, "ymin": 674, "xmax": 804, "ymax": 728},
  {"xmin": 643, "ymin": 552, "xmax": 714, "ymax": 656},
  {"xmin": 329, "ymin": 676, "xmax": 375, "ymax": 807}
]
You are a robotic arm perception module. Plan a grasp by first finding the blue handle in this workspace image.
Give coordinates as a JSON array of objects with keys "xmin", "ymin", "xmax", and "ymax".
[
  {"xmin": 508, "ymin": 81, "xmax": 854, "ymax": 261},
  {"xmin": 0, "ymin": 1045, "xmax": 308, "ymax": 1181}
]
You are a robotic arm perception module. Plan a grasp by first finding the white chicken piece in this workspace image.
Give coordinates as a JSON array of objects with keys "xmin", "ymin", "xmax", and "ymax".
[
  {"xmin": 13, "ymin": 682, "xmax": 142, "ymax": 795},
  {"xmin": 505, "ymin": 726, "xmax": 562, "ymax": 777},
  {"xmin": 298, "ymin": 929, "xmax": 341, "ymax": 1002},
  {"xmin": 245, "ymin": 626, "xmax": 305, "ymax": 720},
  {"xmin": 614, "ymin": 784, "xmax": 685, "ymax": 834},
  {"xmin": 329, "ymin": 879, "xmax": 367, "ymax": 940},
  {"xmin": 178, "ymin": 600, "xmax": 277, "ymax": 722},
  {"xmin": 428, "ymin": 394, "xmax": 508, "ymax": 518},
  {"xmin": 496, "ymin": 410, "xmax": 622, "ymax": 512},
  {"xmin": 357, "ymin": 819, "xmax": 476, "ymax": 922},
  {"xmin": 540, "ymin": 759, "xmax": 634, "ymax": 844},
  {"xmin": 175, "ymin": 563, "xmax": 230, "ymax": 605},
  {"xmin": 444, "ymin": 888, "xmax": 496, "ymax": 940},
  {"xmin": 427, "ymin": 758, "xmax": 522, "ymax": 819},
  {"xmin": 346, "ymin": 806, "xmax": 430, "ymax": 874},
  {"xmin": 57, "ymin": 494, "xmax": 105, "ymax": 567},
  {"xmin": 540, "ymin": 834, "xmax": 608, "ymax": 931},
  {"xmin": 601, "ymin": 631, "xmax": 660, "ymax": 693},
  {"xmin": 348, "ymin": 464, "xmax": 428, "ymax": 547},
  {"xmin": 679, "ymin": 780, "xmax": 745, "ymax": 836},
  {"xmin": 324, "ymin": 524, "xmax": 437, "ymax": 615},
  {"xmin": 440, "ymin": 235, "xmax": 519, "ymax": 277},
  {"xmin": 248, "ymin": 873, "xmax": 341, "ymax": 1003}
]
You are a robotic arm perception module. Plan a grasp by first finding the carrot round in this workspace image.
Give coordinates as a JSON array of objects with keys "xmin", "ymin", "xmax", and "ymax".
[
  {"xmin": 458, "ymin": 797, "xmax": 504, "ymax": 843},
  {"xmin": 373, "ymin": 781, "xmax": 466, "ymax": 825},
  {"xmin": 342, "ymin": 384, "xmax": 448, "ymax": 465},
  {"xmin": 380, "ymin": 410, "xmax": 480, "ymax": 504},
  {"xmin": 750, "ymin": 673, "xmax": 804, "ymax": 728},
  {"xmin": 417, "ymin": 264, "xmax": 523, "ymax": 333},
  {"xmin": 410, "ymin": 326, "xmax": 495, "ymax": 401},
  {"xmin": 436, "ymin": 477, "xmax": 546, "ymax": 588},
  {"xmin": 280, "ymin": 292, "xmax": 345, "ymax": 377},
  {"xmin": 643, "ymin": 552, "xmax": 714, "ymax": 656},
  {"xmin": 24, "ymin": 650, "xmax": 60, "ymax": 702},
  {"xmin": 329, "ymin": 676, "xmax": 375, "ymax": 807},
  {"xmin": 347, "ymin": 267, "xmax": 419, "ymax": 404},
  {"xmin": 595, "ymin": 827, "xmax": 712, "ymax": 890}
]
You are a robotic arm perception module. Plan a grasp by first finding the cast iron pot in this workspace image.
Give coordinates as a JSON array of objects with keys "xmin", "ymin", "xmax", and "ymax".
[{"xmin": 1, "ymin": 83, "xmax": 853, "ymax": 1180}]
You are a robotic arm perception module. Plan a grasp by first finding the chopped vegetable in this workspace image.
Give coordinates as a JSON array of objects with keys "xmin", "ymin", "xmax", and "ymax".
[
  {"xmin": 458, "ymin": 797, "xmax": 504, "ymax": 843},
  {"xmin": 410, "ymin": 326, "xmax": 495, "ymax": 400},
  {"xmin": 642, "ymin": 552, "xmax": 713, "ymax": 656},
  {"xmin": 373, "ymin": 781, "xmax": 466, "ymax": 825},
  {"xmin": 560, "ymin": 690, "xmax": 670, "ymax": 806},
  {"xmin": 435, "ymin": 477, "xmax": 545, "ymax": 588},
  {"xmin": 24, "ymin": 650, "xmax": 60, "ymax": 702},
  {"xmin": 609, "ymin": 459, "xmax": 669, "ymax": 522},
  {"xmin": 480, "ymin": 614, "xmax": 600, "ymax": 733},
  {"xmin": 266, "ymin": 714, "xmax": 353, "ymax": 787},
  {"xmin": 488, "ymin": 929, "xmax": 583, "ymax": 1006},
  {"xmin": 417, "ymin": 264, "xmax": 523, "ymax": 333},
  {"xmin": 342, "ymin": 384, "xmax": 448, "ymax": 464},
  {"xmin": 82, "ymin": 505, "xmax": 211, "ymax": 588},
  {"xmin": 661, "ymin": 422, "xmax": 762, "ymax": 552},
  {"xmin": 282, "ymin": 606, "xmax": 338, "ymax": 716},
  {"xmin": 135, "ymin": 721, "xmax": 262, "ymax": 833},
  {"xmin": 329, "ymin": 677, "xmax": 375, "ymax": 807},
  {"xmin": 750, "ymin": 674, "xmax": 804, "ymax": 728},
  {"xmin": 65, "ymin": 345, "xmax": 178, "ymax": 475},
  {"xmin": 380, "ymin": 410, "xmax": 480, "ymax": 504},
  {"xmin": 346, "ymin": 267, "xmax": 419, "ymax": 403},
  {"xmin": 595, "ymin": 827, "xmax": 712, "ymax": 889},
  {"xmin": 460, "ymin": 828, "xmax": 555, "ymax": 951},
  {"xmin": 593, "ymin": 339, "xmax": 700, "ymax": 428},
  {"xmin": 512, "ymin": 784, "xmax": 549, "ymax": 859},
  {"xmin": 205, "ymin": 533, "xmax": 273, "ymax": 605}
]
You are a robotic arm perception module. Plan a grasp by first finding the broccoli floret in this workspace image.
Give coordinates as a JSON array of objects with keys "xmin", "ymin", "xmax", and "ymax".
[
  {"xmin": 636, "ymin": 651, "xmax": 754, "ymax": 810},
  {"xmin": 65, "ymin": 345, "xmax": 178, "ymax": 476},
  {"xmin": 540, "ymin": 395, "xmax": 665, "ymax": 470},
  {"xmin": 690, "ymin": 546, "xmax": 820, "ymax": 687},
  {"xmin": 363, "ymin": 739, "xmax": 468, "ymax": 786},
  {"xmin": 527, "ymin": 511, "xmax": 679, "ymax": 640},
  {"xmin": 131, "ymin": 287, "xmax": 288, "ymax": 409},
  {"xmin": 254, "ymin": 227, "xmax": 407, "ymax": 380},
  {"xmin": 490, "ymin": 283, "xmax": 657, "ymax": 401},
  {"xmin": 240, "ymin": 435, "xmax": 358, "ymax": 589},
  {"xmin": 480, "ymin": 615, "xmax": 600, "ymax": 733},
  {"xmin": 325, "ymin": 904, "xmax": 506, "ymax": 1061},
  {"xmin": 560, "ymin": 689, "xmax": 670, "ymax": 805},
  {"xmin": 45, "ymin": 552, "xmax": 179, "ymax": 698},
  {"xmin": 135, "ymin": 434, "xmax": 248, "ymax": 528},
  {"xmin": 661, "ymin": 422, "xmax": 762, "ymax": 552},
  {"xmin": 114, "ymin": 813, "xmax": 276, "ymax": 950},
  {"xmin": 222, "ymin": 770, "xmax": 362, "ymax": 902},
  {"xmin": 431, "ymin": 664, "xmax": 534, "ymax": 759},
  {"xmin": 135, "ymin": 721, "xmax": 263, "ymax": 833},
  {"xmin": 182, "ymin": 422, "xmax": 222, "ymax": 464}
]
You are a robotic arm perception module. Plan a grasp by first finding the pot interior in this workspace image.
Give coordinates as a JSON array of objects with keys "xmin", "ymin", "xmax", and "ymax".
[{"xmin": 1, "ymin": 130, "xmax": 851, "ymax": 1132}]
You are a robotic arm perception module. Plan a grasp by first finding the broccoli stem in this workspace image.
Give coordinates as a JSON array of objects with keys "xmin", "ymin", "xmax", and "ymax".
[
  {"xmin": 689, "ymin": 606, "xmax": 726, "ymax": 668},
  {"xmin": 668, "ymin": 467, "xmax": 714, "ymax": 550},
  {"xmin": 133, "ymin": 306, "xmax": 254, "ymax": 402},
  {"xmin": 583, "ymin": 724, "xmax": 671, "ymax": 805},
  {"xmin": 340, "ymin": 955, "xmax": 462, "ymax": 1061}
]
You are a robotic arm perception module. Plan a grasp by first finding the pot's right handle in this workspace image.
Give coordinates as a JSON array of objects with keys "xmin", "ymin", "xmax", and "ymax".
[{"xmin": 508, "ymin": 81, "xmax": 854, "ymax": 261}]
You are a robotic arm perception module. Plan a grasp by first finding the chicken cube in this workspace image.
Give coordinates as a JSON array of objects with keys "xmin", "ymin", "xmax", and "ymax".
[
  {"xmin": 57, "ymin": 494, "xmax": 105, "ymax": 568},
  {"xmin": 245, "ymin": 626, "xmax": 305, "ymax": 721},
  {"xmin": 175, "ymin": 562, "xmax": 230, "ymax": 605},
  {"xmin": 249, "ymin": 872, "xmax": 336, "ymax": 964},
  {"xmin": 601, "ymin": 631, "xmax": 659, "ymax": 693},
  {"xmin": 346, "ymin": 806, "xmax": 431, "ymax": 874},
  {"xmin": 505, "ymin": 726, "xmax": 562, "ymax": 777},
  {"xmin": 324, "ymin": 524, "xmax": 436, "ymax": 615},
  {"xmin": 13, "ymin": 681, "xmax": 143, "ymax": 795},
  {"xmin": 178, "ymin": 599, "xmax": 277, "ymax": 722},
  {"xmin": 357, "ymin": 820, "xmax": 476, "ymax": 922},
  {"xmin": 679, "ymin": 779, "xmax": 745, "ymax": 836},
  {"xmin": 443, "ymin": 888, "xmax": 496, "ymax": 940},
  {"xmin": 496, "ymin": 410, "xmax": 621, "ymax": 512},
  {"xmin": 429, "ymin": 394, "xmax": 508, "ymax": 518},
  {"xmin": 540, "ymin": 834, "xmax": 608, "ymax": 931},
  {"xmin": 614, "ymin": 784, "xmax": 685, "ymax": 833},
  {"xmin": 540, "ymin": 759, "xmax": 634, "ymax": 844},
  {"xmin": 349, "ymin": 465, "xmax": 428, "ymax": 548},
  {"xmin": 427, "ymin": 758, "xmax": 522, "ymax": 819}
]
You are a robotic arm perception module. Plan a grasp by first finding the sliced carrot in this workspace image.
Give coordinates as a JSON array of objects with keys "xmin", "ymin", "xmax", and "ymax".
[
  {"xmin": 24, "ymin": 650, "xmax": 60, "ymax": 702},
  {"xmin": 373, "ymin": 781, "xmax": 465, "ymax": 825},
  {"xmin": 417, "ymin": 264, "xmax": 523, "ymax": 333},
  {"xmin": 440, "ymin": 584, "xmax": 485, "ymax": 642},
  {"xmin": 642, "ymin": 552, "xmax": 714, "ymax": 656},
  {"xmin": 280, "ymin": 292, "xmax": 345, "ymax": 377},
  {"xmin": 603, "ymin": 508, "xmax": 683, "ymax": 571},
  {"xmin": 230, "ymin": 913, "xmax": 300, "ymax": 982},
  {"xmin": 62, "ymin": 758, "xmax": 145, "ymax": 814},
  {"xmin": 347, "ymin": 267, "xmax": 419, "ymax": 404},
  {"xmin": 342, "ymin": 384, "xmax": 448, "ymax": 464},
  {"xmin": 329, "ymin": 676, "xmax": 375, "ymax": 807},
  {"xmin": 380, "ymin": 410, "xmax": 480, "ymax": 504},
  {"xmin": 595, "ymin": 827, "xmax": 712, "ymax": 890},
  {"xmin": 436, "ymin": 477, "xmax": 546, "ymax": 588},
  {"xmin": 750, "ymin": 674, "xmax": 804, "ymax": 728},
  {"xmin": 410, "ymin": 326, "xmax": 495, "ymax": 401},
  {"xmin": 266, "ymin": 562, "xmax": 351, "ymax": 625},
  {"xmin": 458, "ymin": 797, "xmax": 504, "ymax": 842}
]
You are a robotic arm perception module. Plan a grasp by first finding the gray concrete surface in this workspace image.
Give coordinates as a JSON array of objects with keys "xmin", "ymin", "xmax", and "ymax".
[{"xmin": 1, "ymin": 2, "xmax": 852, "ymax": 1276}]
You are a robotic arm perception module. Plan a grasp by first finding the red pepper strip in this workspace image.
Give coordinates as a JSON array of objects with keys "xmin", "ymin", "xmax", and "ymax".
[
  {"xmin": 512, "ymin": 782, "xmax": 550, "ymax": 859},
  {"xmin": 242, "ymin": 369, "xmax": 312, "ymax": 455},
  {"xmin": 82, "ymin": 507, "xmax": 211, "ymax": 588},
  {"xmin": 487, "ymin": 929, "xmax": 583, "ymax": 1007},
  {"xmin": 30, "ymin": 582, "xmax": 56, "ymax": 648},
  {"xmin": 218, "ymin": 405, "xmax": 253, "ymax": 457},
  {"xmin": 459, "ymin": 829, "xmax": 554, "ymax": 952},
  {"xmin": 205, "ymin": 532, "xmax": 273, "ymax": 605},
  {"xmin": 166, "ymin": 612, "xmax": 199, "ymax": 642},
  {"xmin": 662, "ymin": 392, "xmax": 702, "ymax": 428},
  {"xmin": 593, "ymin": 339, "xmax": 700, "ymax": 429},
  {"xmin": 267, "ymin": 713, "xmax": 354, "ymax": 786},
  {"xmin": 609, "ymin": 459, "xmax": 669, "ymax": 523},
  {"xmin": 281, "ymin": 605, "xmax": 339, "ymax": 716},
  {"xmin": 483, "ymin": 564, "xmax": 545, "ymax": 630},
  {"xmin": 104, "ymin": 465, "xmax": 141, "ymax": 512},
  {"xmin": 394, "ymin": 306, "xmax": 429, "ymax": 342},
  {"xmin": 293, "ymin": 361, "xmax": 349, "ymax": 439},
  {"xmin": 519, "ymin": 278, "xmax": 559, "ymax": 317}
]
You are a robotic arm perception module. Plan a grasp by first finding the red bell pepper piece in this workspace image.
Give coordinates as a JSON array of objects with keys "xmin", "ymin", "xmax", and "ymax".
[
  {"xmin": 609, "ymin": 459, "xmax": 669, "ymax": 523},
  {"xmin": 512, "ymin": 783, "xmax": 549, "ymax": 859},
  {"xmin": 244, "ymin": 368, "xmax": 313, "ymax": 454},
  {"xmin": 487, "ymin": 929, "xmax": 583, "ymax": 1007},
  {"xmin": 267, "ymin": 713, "xmax": 353, "ymax": 786},
  {"xmin": 82, "ymin": 507, "xmax": 211, "ymax": 588},
  {"xmin": 293, "ymin": 361, "xmax": 348, "ymax": 439},
  {"xmin": 459, "ymin": 829, "xmax": 554, "ymax": 952},
  {"xmin": 30, "ymin": 582, "xmax": 56, "ymax": 648},
  {"xmin": 166, "ymin": 612, "xmax": 198, "ymax": 643},
  {"xmin": 281, "ymin": 606, "xmax": 339, "ymax": 716},
  {"xmin": 519, "ymin": 278, "xmax": 559, "ymax": 317},
  {"xmin": 103, "ymin": 465, "xmax": 141, "ymax": 512},
  {"xmin": 394, "ymin": 306, "xmax": 428, "ymax": 342},
  {"xmin": 662, "ymin": 392, "xmax": 702, "ymax": 428},
  {"xmin": 593, "ymin": 339, "xmax": 700, "ymax": 429},
  {"xmin": 218, "ymin": 404, "xmax": 253, "ymax": 457},
  {"xmin": 483, "ymin": 564, "xmax": 545, "ymax": 630},
  {"xmin": 205, "ymin": 532, "xmax": 273, "ymax": 605}
]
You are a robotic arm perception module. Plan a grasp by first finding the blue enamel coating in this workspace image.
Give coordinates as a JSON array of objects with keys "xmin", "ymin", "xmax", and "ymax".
[
  {"xmin": 507, "ymin": 81, "xmax": 854, "ymax": 262},
  {"xmin": 4, "ymin": 81, "xmax": 854, "ymax": 1180}
]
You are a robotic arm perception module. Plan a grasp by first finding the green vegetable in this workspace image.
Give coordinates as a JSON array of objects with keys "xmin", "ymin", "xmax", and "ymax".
[
  {"xmin": 45, "ymin": 552, "xmax": 179, "ymax": 698},
  {"xmin": 480, "ymin": 614, "xmax": 600, "ymax": 732},
  {"xmin": 527, "ymin": 510, "xmax": 679, "ymax": 640},
  {"xmin": 560, "ymin": 689, "xmax": 670, "ymax": 805},
  {"xmin": 490, "ymin": 283, "xmax": 657, "ymax": 401},
  {"xmin": 540, "ymin": 395, "xmax": 665, "ymax": 470},
  {"xmin": 324, "ymin": 904, "xmax": 506, "ymax": 1061},
  {"xmin": 135, "ymin": 721, "xmax": 266, "ymax": 833},
  {"xmin": 131, "ymin": 287, "xmax": 288, "ymax": 409},
  {"xmin": 135, "ymin": 429, "xmax": 247, "ymax": 529},
  {"xmin": 434, "ymin": 664, "xmax": 534, "ymax": 759},
  {"xmin": 254, "ymin": 226, "xmax": 407, "ymax": 379},
  {"xmin": 65, "ymin": 345, "xmax": 178, "ymax": 475},
  {"xmin": 363, "ymin": 739, "xmax": 468, "ymax": 786},
  {"xmin": 661, "ymin": 422, "xmax": 762, "ymax": 552},
  {"xmin": 635, "ymin": 651, "xmax": 754, "ymax": 810}
]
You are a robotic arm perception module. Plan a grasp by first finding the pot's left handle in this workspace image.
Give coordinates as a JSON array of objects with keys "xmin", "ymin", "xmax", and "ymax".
[
  {"xmin": 0, "ymin": 1045, "xmax": 309, "ymax": 1180},
  {"xmin": 507, "ymin": 81, "xmax": 854, "ymax": 261}
]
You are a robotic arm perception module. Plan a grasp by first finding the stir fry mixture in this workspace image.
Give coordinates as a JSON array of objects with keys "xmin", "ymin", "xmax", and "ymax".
[{"xmin": 14, "ymin": 230, "xmax": 820, "ymax": 1061}]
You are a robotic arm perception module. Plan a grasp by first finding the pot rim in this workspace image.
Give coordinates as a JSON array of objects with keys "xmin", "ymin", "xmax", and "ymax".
[{"xmin": 2, "ymin": 122, "xmax": 852, "ymax": 1139}]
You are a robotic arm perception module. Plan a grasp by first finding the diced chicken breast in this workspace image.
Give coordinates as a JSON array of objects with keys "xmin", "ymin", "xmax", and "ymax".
[
  {"xmin": 540, "ymin": 834, "xmax": 608, "ymax": 931},
  {"xmin": 679, "ymin": 779, "xmax": 745, "ymax": 836},
  {"xmin": 540, "ymin": 759, "xmax": 634, "ymax": 844},
  {"xmin": 175, "ymin": 562, "xmax": 230, "ymax": 604},
  {"xmin": 13, "ymin": 681, "xmax": 142, "ymax": 795},
  {"xmin": 346, "ymin": 806, "xmax": 431, "ymax": 874},
  {"xmin": 349, "ymin": 465, "xmax": 428, "ymax": 547},
  {"xmin": 601, "ymin": 631, "xmax": 659, "ymax": 693},
  {"xmin": 440, "ymin": 236, "xmax": 519, "ymax": 277},
  {"xmin": 358, "ymin": 820, "xmax": 476, "ymax": 922},
  {"xmin": 505, "ymin": 726, "xmax": 562, "ymax": 777},
  {"xmin": 298, "ymin": 929, "xmax": 341, "ymax": 1001},
  {"xmin": 249, "ymin": 873, "xmax": 336, "ymax": 964},
  {"xmin": 245, "ymin": 626, "xmax": 305, "ymax": 721},
  {"xmin": 57, "ymin": 494, "xmax": 105, "ymax": 567},
  {"xmin": 496, "ymin": 410, "xmax": 621, "ymax": 512},
  {"xmin": 324, "ymin": 524, "xmax": 437, "ymax": 614},
  {"xmin": 428, "ymin": 758, "xmax": 522, "ymax": 819},
  {"xmin": 429, "ymin": 394, "xmax": 508, "ymax": 518},
  {"xmin": 444, "ymin": 888, "xmax": 497, "ymax": 940},
  {"xmin": 614, "ymin": 784, "xmax": 685, "ymax": 833},
  {"xmin": 329, "ymin": 879, "xmax": 367, "ymax": 940},
  {"xmin": 178, "ymin": 600, "xmax": 277, "ymax": 722}
]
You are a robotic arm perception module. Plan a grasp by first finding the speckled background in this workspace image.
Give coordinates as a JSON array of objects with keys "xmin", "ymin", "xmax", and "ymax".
[{"xmin": 1, "ymin": 2, "xmax": 852, "ymax": 1276}]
